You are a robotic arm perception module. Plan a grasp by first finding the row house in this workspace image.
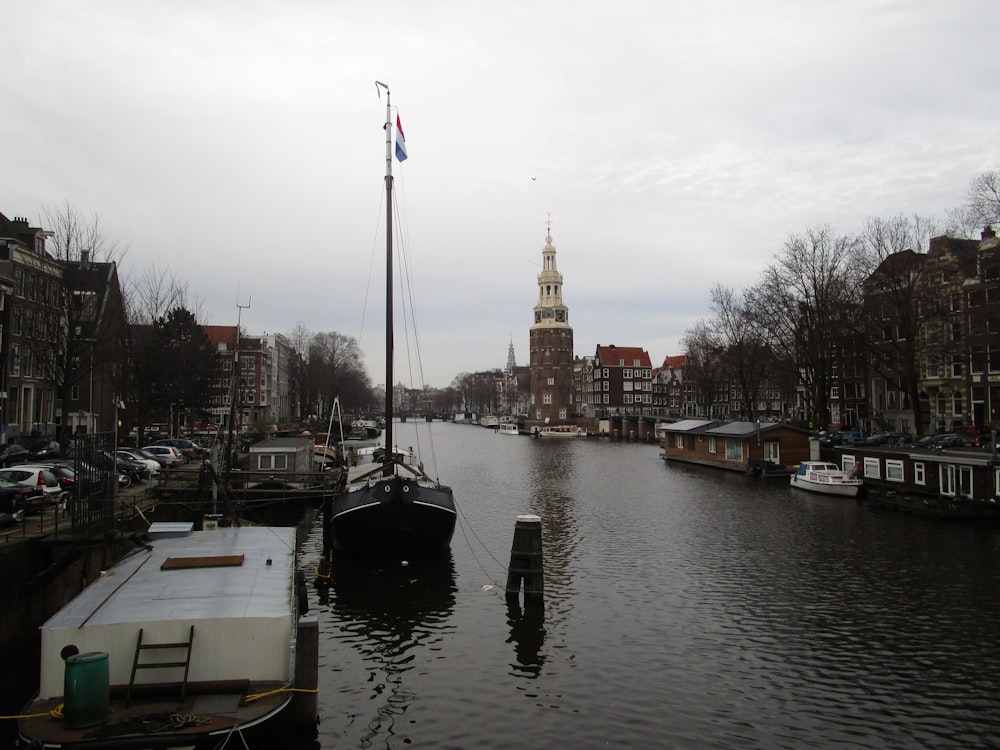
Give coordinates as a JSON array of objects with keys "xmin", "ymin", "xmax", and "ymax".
[
  {"xmin": 0, "ymin": 214, "xmax": 65, "ymax": 440},
  {"xmin": 591, "ymin": 344, "xmax": 653, "ymax": 417},
  {"xmin": 203, "ymin": 327, "xmax": 297, "ymax": 433},
  {"xmin": 652, "ymin": 355, "xmax": 684, "ymax": 418},
  {"xmin": 0, "ymin": 212, "xmax": 129, "ymax": 443}
]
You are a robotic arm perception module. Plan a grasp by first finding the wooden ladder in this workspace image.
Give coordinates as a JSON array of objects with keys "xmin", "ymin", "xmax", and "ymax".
[{"xmin": 127, "ymin": 625, "xmax": 195, "ymax": 705}]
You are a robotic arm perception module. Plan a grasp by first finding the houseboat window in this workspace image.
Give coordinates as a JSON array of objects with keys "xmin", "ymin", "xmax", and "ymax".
[
  {"xmin": 274, "ymin": 454, "xmax": 287, "ymax": 470},
  {"xmin": 841, "ymin": 454, "xmax": 856, "ymax": 473},
  {"xmin": 675, "ymin": 435, "xmax": 684, "ymax": 449},
  {"xmin": 725, "ymin": 439, "xmax": 742, "ymax": 461},
  {"xmin": 959, "ymin": 466, "xmax": 972, "ymax": 497},
  {"xmin": 708, "ymin": 436, "xmax": 717, "ymax": 454},
  {"xmin": 863, "ymin": 457, "xmax": 880, "ymax": 479},
  {"xmin": 995, "ymin": 468, "xmax": 1000, "ymax": 497},
  {"xmin": 763, "ymin": 441, "xmax": 780, "ymax": 463},
  {"xmin": 914, "ymin": 462, "xmax": 925, "ymax": 485},
  {"xmin": 885, "ymin": 459, "xmax": 905, "ymax": 482},
  {"xmin": 259, "ymin": 455, "xmax": 273, "ymax": 470}
]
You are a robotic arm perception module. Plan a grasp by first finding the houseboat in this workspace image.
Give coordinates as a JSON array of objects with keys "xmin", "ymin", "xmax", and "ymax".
[
  {"xmin": 659, "ymin": 419, "xmax": 811, "ymax": 476},
  {"xmin": 833, "ymin": 444, "xmax": 1000, "ymax": 518},
  {"xmin": 18, "ymin": 524, "xmax": 316, "ymax": 748}
]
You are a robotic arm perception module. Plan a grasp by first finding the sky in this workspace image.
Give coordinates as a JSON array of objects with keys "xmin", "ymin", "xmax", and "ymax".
[{"xmin": 5, "ymin": 0, "xmax": 1000, "ymax": 389}]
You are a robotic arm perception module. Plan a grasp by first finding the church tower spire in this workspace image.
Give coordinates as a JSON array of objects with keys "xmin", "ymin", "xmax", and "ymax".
[{"xmin": 529, "ymin": 219, "xmax": 574, "ymax": 425}]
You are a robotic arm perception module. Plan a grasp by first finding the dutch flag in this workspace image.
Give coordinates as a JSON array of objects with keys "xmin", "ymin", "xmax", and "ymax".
[{"xmin": 395, "ymin": 115, "xmax": 408, "ymax": 162}]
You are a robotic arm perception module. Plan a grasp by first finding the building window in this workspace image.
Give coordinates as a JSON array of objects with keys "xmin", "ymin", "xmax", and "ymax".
[
  {"xmin": 547, "ymin": 377, "xmax": 554, "ymax": 385},
  {"xmin": 886, "ymin": 459, "xmax": 905, "ymax": 482},
  {"xmin": 543, "ymin": 393, "xmax": 552, "ymax": 404},
  {"xmin": 725, "ymin": 439, "xmax": 742, "ymax": 461}
]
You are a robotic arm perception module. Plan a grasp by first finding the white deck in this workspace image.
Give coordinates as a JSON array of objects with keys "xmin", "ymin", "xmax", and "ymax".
[{"xmin": 39, "ymin": 526, "xmax": 297, "ymax": 699}]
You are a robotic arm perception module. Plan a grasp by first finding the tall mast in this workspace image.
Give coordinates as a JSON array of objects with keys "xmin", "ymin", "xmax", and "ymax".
[{"xmin": 378, "ymin": 81, "xmax": 395, "ymax": 459}]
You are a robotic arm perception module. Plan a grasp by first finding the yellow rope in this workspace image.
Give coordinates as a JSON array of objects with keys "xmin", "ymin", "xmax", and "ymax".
[
  {"xmin": 1, "ymin": 703, "xmax": 64, "ymax": 721},
  {"xmin": 243, "ymin": 686, "xmax": 319, "ymax": 703}
]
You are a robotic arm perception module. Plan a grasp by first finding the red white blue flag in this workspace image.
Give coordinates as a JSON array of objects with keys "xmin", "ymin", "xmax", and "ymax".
[{"xmin": 395, "ymin": 115, "xmax": 408, "ymax": 162}]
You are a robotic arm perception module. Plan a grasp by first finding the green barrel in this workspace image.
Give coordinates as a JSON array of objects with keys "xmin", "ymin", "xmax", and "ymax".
[{"xmin": 63, "ymin": 651, "xmax": 109, "ymax": 728}]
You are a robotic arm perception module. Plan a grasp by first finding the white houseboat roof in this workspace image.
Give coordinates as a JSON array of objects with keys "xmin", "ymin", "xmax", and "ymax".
[{"xmin": 38, "ymin": 526, "xmax": 297, "ymax": 698}]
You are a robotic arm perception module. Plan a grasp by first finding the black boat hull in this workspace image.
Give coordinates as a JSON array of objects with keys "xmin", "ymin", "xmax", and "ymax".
[{"xmin": 331, "ymin": 474, "xmax": 456, "ymax": 556}]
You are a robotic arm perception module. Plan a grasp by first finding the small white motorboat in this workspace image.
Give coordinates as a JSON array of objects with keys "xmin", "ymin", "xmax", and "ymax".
[{"xmin": 790, "ymin": 461, "xmax": 863, "ymax": 497}]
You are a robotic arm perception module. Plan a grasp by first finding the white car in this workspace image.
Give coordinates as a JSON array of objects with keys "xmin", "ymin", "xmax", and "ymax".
[
  {"xmin": 0, "ymin": 465, "xmax": 66, "ymax": 501},
  {"xmin": 117, "ymin": 449, "xmax": 161, "ymax": 476},
  {"xmin": 141, "ymin": 445, "xmax": 184, "ymax": 467}
]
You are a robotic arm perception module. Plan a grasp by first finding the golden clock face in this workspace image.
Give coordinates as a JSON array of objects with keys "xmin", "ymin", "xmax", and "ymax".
[
  {"xmin": 535, "ymin": 311, "xmax": 541, "ymax": 323},
  {"xmin": 556, "ymin": 310, "xmax": 565, "ymax": 322}
]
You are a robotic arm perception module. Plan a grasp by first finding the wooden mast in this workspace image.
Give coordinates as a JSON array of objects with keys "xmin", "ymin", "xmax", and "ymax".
[{"xmin": 379, "ymin": 81, "xmax": 394, "ymax": 462}]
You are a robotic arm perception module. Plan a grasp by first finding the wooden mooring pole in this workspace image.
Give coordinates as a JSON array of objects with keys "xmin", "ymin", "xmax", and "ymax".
[{"xmin": 505, "ymin": 514, "xmax": 544, "ymax": 607}]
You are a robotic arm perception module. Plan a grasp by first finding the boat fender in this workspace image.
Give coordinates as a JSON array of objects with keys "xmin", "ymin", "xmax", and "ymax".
[
  {"xmin": 296, "ymin": 571, "xmax": 309, "ymax": 615},
  {"xmin": 61, "ymin": 644, "xmax": 80, "ymax": 661}
]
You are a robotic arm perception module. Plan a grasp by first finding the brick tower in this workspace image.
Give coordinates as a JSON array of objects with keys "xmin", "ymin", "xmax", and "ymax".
[{"xmin": 529, "ymin": 223, "xmax": 574, "ymax": 424}]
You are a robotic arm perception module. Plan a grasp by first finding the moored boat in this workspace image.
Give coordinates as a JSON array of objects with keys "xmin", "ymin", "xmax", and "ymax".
[
  {"xmin": 329, "ymin": 83, "xmax": 456, "ymax": 558},
  {"xmin": 534, "ymin": 425, "xmax": 586, "ymax": 438},
  {"xmin": 498, "ymin": 423, "xmax": 520, "ymax": 436},
  {"xmin": 790, "ymin": 460, "xmax": 863, "ymax": 497},
  {"xmin": 18, "ymin": 524, "xmax": 315, "ymax": 749}
]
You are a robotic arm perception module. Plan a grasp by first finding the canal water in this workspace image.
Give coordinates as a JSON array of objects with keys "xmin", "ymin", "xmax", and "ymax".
[
  {"xmin": 304, "ymin": 422, "xmax": 1000, "ymax": 749},
  {"xmin": 4, "ymin": 421, "xmax": 999, "ymax": 749}
]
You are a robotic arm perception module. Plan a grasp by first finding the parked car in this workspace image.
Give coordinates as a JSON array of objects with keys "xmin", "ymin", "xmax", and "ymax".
[
  {"xmin": 150, "ymin": 438, "xmax": 207, "ymax": 461},
  {"xmin": 28, "ymin": 440, "xmax": 61, "ymax": 461},
  {"xmin": 141, "ymin": 445, "xmax": 184, "ymax": 467},
  {"xmin": 117, "ymin": 449, "xmax": 161, "ymax": 476},
  {"xmin": 0, "ymin": 477, "xmax": 45, "ymax": 516},
  {"xmin": 0, "ymin": 443, "xmax": 30, "ymax": 468},
  {"xmin": 0, "ymin": 465, "xmax": 69, "ymax": 503},
  {"xmin": 858, "ymin": 432, "xmax": 908, "ymax": 446}
]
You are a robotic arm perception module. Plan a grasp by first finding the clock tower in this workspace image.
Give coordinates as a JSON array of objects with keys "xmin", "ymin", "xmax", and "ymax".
[{"xmin": 529, "ymin": 223, "xmax": 574, "ymax": 424}]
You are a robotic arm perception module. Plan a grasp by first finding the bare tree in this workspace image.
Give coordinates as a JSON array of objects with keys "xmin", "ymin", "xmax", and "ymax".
[
  {"xmin": 123, "ymin": 265, "xmax": 189, "ymax": 325},
  {"xmin": 757, "ymin": 225, "xmax": 862, "ymax": 429},
  {"xmin": 710, "ymin": 285, "xmax": 774, "ymax": 420},
  {"xmin": 42, "ymin": 200, "xmax": 128, "ymax": 264},
  {"xmin": 306, "ymin": 332, "xmax": 372, "ymax": 416},
  {"xmin": 947, "ymin": 169, "xmax": 1000, "ymax": 237},
  {"xmin": 855, "ymin": 215, "xmax": 934, "ymax": 434},
  {"xmin": 681, "ymin": 320, "xmax": 725, "ymax": 419}
]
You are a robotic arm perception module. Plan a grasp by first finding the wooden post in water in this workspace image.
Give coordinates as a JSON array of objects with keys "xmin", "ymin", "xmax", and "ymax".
[
  {"xmin": 506, "ymin": 514, "xmax": 544, "ymax": 606},
  {"xmin": 291, "ymin": 615, "xmax": 318, "ymax": 738}
]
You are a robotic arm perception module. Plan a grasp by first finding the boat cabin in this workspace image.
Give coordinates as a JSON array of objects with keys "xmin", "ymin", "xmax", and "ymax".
[{"xmin": 249, "ymin": 436, "xmax": 314, "ymax": 474}]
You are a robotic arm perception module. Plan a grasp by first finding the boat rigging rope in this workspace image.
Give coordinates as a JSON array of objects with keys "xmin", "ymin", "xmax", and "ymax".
[{"xmin": 454, "ymin": 504, "xmax": 508, "ymax": 594}]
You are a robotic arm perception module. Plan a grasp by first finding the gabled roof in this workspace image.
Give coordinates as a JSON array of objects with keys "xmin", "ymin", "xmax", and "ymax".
[
  {"xmin": 661, "ymin": 354, "xmax": 685, "ymax": 370},
  {"xmin": 596, "ymin": 345, "xmax": 651, "ymax": 368}
]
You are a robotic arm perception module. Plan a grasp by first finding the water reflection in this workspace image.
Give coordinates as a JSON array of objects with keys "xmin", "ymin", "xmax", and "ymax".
[
  {"xmin": 327, "ymin": 553, "xmax": 456, "ymax": 746},
  {"xmin": 505, "ymin": 600, "xmax": 545, "ymax": 677}
]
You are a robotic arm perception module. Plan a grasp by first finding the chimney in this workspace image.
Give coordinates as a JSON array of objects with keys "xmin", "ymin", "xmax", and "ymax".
[
  {"xmin": 983, "ymin": 226, "xmax": 997, "ymax": 241},
  {"xmin": 81, "ymin": 249, "xmax": 90, "ymax": 268}
]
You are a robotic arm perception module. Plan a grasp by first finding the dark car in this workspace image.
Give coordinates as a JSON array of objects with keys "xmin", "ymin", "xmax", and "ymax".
[
  {"xmin": 150, "ymin": 438, "xmax": 207, "ymax": 461},
  {"xmin": 0, "ymin": 443, "xmax": 29, "ymax": 468},
  {"xmin": 859, "ymin": 432, "xmax": 908, "ymax": 446},
  {"xmin": 0, "ymin": 477, "xmax": 46, "ymax": 515},
  {"xmin": 28, "ymin": 440, "xmax": 61, "ymax": 461}
]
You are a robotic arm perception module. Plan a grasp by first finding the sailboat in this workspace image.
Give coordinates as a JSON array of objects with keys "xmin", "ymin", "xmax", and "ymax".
[{"xmin": 329, "ymin": 83, "xmax": 457, "ymax": 557}]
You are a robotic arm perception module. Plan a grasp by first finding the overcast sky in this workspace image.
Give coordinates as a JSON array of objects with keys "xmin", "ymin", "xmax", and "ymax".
[{"xmin": 5, "ymin": 1, "xmax": 999, "ymax": 388}]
